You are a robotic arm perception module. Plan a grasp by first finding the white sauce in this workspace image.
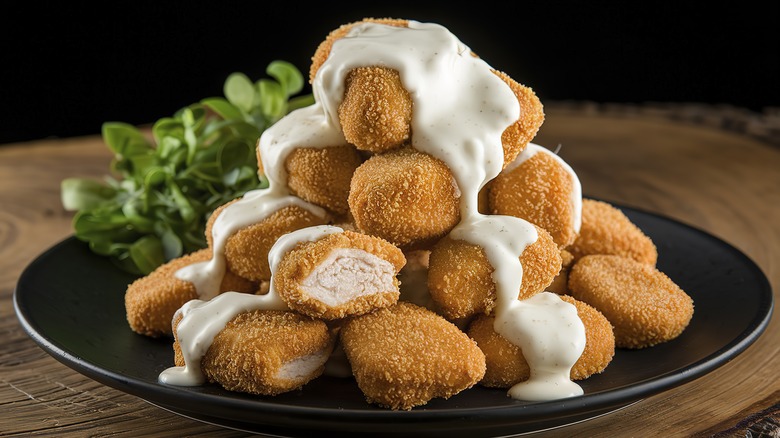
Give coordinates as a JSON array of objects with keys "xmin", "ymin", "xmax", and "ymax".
[
  {"xmin": 162, "ymin": 20, "xmax": 587, "ymax": 401},
  {"xmin": 160, "ymin": 225, "xmax": 343, "ymax": 386}
]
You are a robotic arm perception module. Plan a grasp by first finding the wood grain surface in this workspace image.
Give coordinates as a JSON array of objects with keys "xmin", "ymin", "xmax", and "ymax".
[{"xmin": 1, "ymin": 106, "xmax": 777, "ymax": 437}]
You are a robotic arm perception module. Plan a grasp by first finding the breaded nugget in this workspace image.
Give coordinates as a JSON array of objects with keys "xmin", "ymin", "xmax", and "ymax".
[
  {"xmin": 125, "ymin": 248, "xmax": 258, "ymax": 337},
  {"xmin": 339, "ymin": 67, "xmax": 412, "ymax": 153},
  {"xmin": 492, "ymin": 70, "xmax": 545, "ymax": 167},
  {"xmin": 568, "ymin": 199, "xmax": 657, "ymax": 265},
  {"xmin": 488, "ymin": 145, "xmax": 578, "ymax": 248},
  {"xmin": 547, "ymin": 248, "xmax": 575, "ymax": 295},
  {"xmin": 284, "ymin": 145, "xmax": 364, "ymax": 215},
  {"xmin": 309, "ymin": 18, "xmax": 409, "ymax": 84},
  {"xmin": 348, "ymin": 147, "xmax": 460, "ymax": 250},
  {"xmin": 206, "ymin": 201, "xmax": 329, "ymax": 282},
  {"xmin": 311, "ymin": 18, "xmax": 544, "ymax": 168},
  {"xmin": 427, "ymin": 224, "xmax": 561, "ymax": 321},
  {"xmin": 339, "ymin": 301, "xmax": 486, "ymax": 410},
  {"xmin": 467, "ymin": 295, "xmax": 614, "ymax": 387},
  {"xmin": 560, "ymin": 295, "xmax": 615, "ymax": 380},
  {"xmin": 273, "ymin": 230, "xmax": 406, "ymax": 320},
  {"xmin": 173, "ymin": 310, "xmax": 334, "ymax": 396},
  {"xmin": 568, "ymin": 254, "xmax": 694, "ymax": 349}
]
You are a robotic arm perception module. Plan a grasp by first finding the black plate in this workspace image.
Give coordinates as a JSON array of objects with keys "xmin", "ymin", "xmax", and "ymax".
[{"xmin": 14, "ymin": 204, "xmax": 774, "ymax": 437}]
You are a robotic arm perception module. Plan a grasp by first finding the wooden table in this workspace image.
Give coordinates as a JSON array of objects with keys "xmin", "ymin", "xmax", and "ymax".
[{"xmin": 2, "ymin": 104, "xmax": 778, "ymax": 437}]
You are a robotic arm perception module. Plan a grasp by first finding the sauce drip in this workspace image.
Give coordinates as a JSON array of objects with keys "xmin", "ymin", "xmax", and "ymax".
[{"xmin": 160, "ymin": 225, "xmax": 343, "ymax": 385}]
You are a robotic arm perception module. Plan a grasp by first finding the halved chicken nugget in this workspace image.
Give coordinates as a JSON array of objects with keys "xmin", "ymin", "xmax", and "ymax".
[
  {"xmin": 273, "ymin": 230, "xmax": 406, "ymax": 320},
  {"xmin": 173, "ymin": 309, "xmax": 334, "ymax": 395}
]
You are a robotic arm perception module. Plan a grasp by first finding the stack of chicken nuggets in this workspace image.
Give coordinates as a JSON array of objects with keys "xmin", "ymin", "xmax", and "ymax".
[{"xmin": 124, "ymin": 18, "xmax": 694, "ymax": 410}]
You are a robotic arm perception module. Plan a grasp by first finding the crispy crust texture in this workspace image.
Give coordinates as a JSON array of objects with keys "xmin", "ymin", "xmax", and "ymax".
[
  {"xmin": 174, "ymin": 310, "xmax": 334, "ymax": 395},
  {"xmin": 339, "ymin": 67, "xmax": 413, "ymax": 153},
  {"xmin": 568, "ymin": 199, "xmax": 658, "ymax": 265},
  {"xmin": 467, "ymin": 295, "xmax": 614, "ymax": 387},
  {"xmin": 489, "ymin": 148, "xmax": 577, "ymax": 248},
  {"xmin": 348, "ymin": 147, "xmax": 461, "ymax": 250},
  {"xmin": 273, "ymin": 230, "xmax": 406, "ymax": 320},
  {"xmin": 339, "ymin": 301, "xmax": 486, "ymax": 410},
  {"xmin": 284, "ymin": 146, "xmax": 365, "ymax": 215},
  {"xmin": 426, "ymin": 224, "xmax": 562, "ymax": 321},
  {"xmin": 125, "ymin": 248, "xmax": 257, "ymax": 338},
  {"xmin": 492, "ymin": 70, "xmax": 545, "ymax": 167},
  {"xmin": 568, "ymin": 254, "xmax": 694, "ymax": 349}
]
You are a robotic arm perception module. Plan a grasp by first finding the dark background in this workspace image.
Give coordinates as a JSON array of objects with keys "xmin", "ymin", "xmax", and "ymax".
[{"xmin": 2, "ymin": 1, "xmax": 778, "ymax": 145}]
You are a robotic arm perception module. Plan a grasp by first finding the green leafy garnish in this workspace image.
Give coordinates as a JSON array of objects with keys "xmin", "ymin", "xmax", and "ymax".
[{"xmin": 61, "ymin": 60, "xmax": 314, "ymax": 276}]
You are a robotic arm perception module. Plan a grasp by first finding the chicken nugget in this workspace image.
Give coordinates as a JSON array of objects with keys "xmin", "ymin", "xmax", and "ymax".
[
  {"xmin": 467, "ymin": 295, "xmax": 614, "ymax": 387},
  {"xmin": 311, "ymin": 18, "xmax": 544, "ymax": 167},
  {"xmin": 568, "ymin": 199, "xmax": 657, "ymax": 265},
  {"xmin": 125, "ymin": 248, "xmax": 258, "ymax": 337},
  {"xmin": 547, "ymin": 248, "xmax": 575, "ymax": 295},
  {"xmin": 206, "ymin": 200, "xmax": 329, "ymax": 282},
  {"xmin": 339, "ymin": 301, "xmax": 486, "ymax": 410},
  {"xmin": 273, "ymin": 230, "xmax": 406, "ymax": 320},
  {"xmin": 348, "ymin": 147, "xmax": 460, "ymax": 250},
  {"xmin": 283, "ymin": 145, "xmax": 364, "ymax": 215},
  {"xmin": 339, "ymin": 66, "xmax": 412, "ymax": 153},
  {"xmin": 492, "ymin": 71, "xmax": 545, "ymax": 167},
  {"xmin": 427, "ymin": 224, "xmax": 561, "ymax": 321},
  {"xmin": 568, "ymin": 254, "xmax": 694, "ymax": 349},
  {"xmin": 173, "ymin": 309, "xmax": 335, "ymax": 396},
  {"xmin": 488, "ymin": 144, "xmax": 580, "ymax": 248}
]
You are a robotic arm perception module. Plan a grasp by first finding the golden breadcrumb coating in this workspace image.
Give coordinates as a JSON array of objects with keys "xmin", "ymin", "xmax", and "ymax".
[
  {"xmin": 427, "ymin": 224, "xmax": 561, "ymax": 321},
  {"xmin": 339, "ymin": 67, "xmax": 412, "ymax": 153},
  {"xmin": 340, "ymin": 301, "xmax": 486, "ymax": 410},
  {"xmin": 465, "ymin": 314, "xmax": 529, "ymax": 388},
  {"xmin": 467, "ymin": 295, "xmax": 614, "ymax": 387},
  {"xmin": 568, "ymin": 254, "xmax": 694, "ymax": 349},
  {"xmin": 173, "ymin": 310, "xmax": 334, "ymax": 396},
  {"xmin": 205, "ymin": 200, "xmax": 329, "ymax": 282},
  {"xmin": 284, "ymin": 146, "xmax": 364, "ymax": 215},
  {"xmin": 426, "ymin": 236, "xmax": 495, "ymax": 321},
  {"xmin": 568, "ymin": 199, "xmax": 658, "ymax": 265},
  {"xmin": 273, "ymin": 230, "xmax": 406, "ymax": 320},
  {"xmin": 348, "ymin": 147, "xmax": 460, "ymax": 250},
  {"xmin": 547, "ymin": 248, "xmax": 575, "ymax": 294},
  {"xmin": 560, "ymin": 295, "xmax": 615, "ymax": 380},
  {"xmin": 492, "ymin": 70, "xmax": 545, "ymax": 167},
  {"xmin": 125, "ymin": 248, "xmax": 258, "ymax": 338},
  {"xmin": 309, "ymin": 18, "xmax": 410, "ymax": 84},
  {"xmin": 489, "ymin": 148, "xmax": 578, "ymax": 248}
]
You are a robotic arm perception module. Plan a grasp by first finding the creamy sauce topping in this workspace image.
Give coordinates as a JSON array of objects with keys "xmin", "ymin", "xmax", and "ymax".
[
  {"xmin": 163, "ymin": 20, "xmax": 587, "ymax": 401},
  {"xmin": 161, "ymin": 225, "xmax": 343, "ymax": 386},
  {"xmin": 315, "ymin": 21, "xmax": 518, "ymax": 213}
]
